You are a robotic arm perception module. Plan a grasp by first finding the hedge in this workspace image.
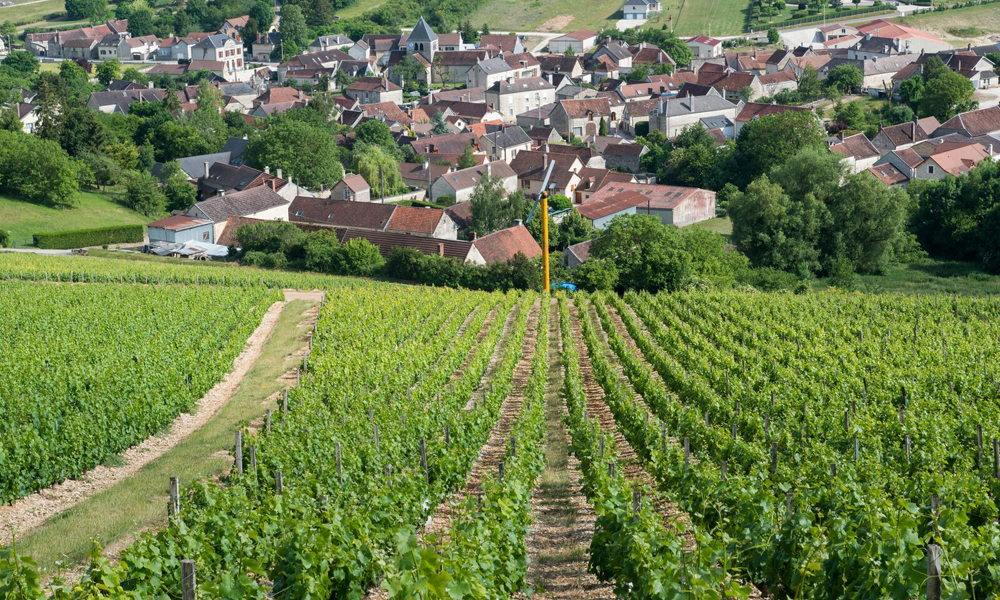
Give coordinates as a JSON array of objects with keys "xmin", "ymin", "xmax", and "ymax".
[{"xmin": 34, "ymin": 225, "xmax": 144, "ymax": 249}]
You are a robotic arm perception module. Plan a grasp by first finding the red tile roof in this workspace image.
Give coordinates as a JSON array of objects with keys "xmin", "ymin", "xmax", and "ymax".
[
  {"xmin": 147, "ymin": 215, "xmax": 212, "ymax": 231},
  {"xmin": 867, "ymin": 163, "xmax": 909, "ymax": 185},
  {"xmin": 385, "ymin": 206, "xmax": 444, "ymax": 235},
  {"xmin": 578, "ymin": 190, "xmax": 647, "ymax": 220},
  {"xmin": 830, "ymin": 133, "xmax": 879, "ymax": 160},
  {"xmin": 289, "ymin": 197, "xmax": 395, "ymax": 229},
  {"xmin": 473, "ymin": 225, "xmax": 541, "ymax": 262},
  {"xmin": 587, "ymin": 182, "xmax": 707, "ymax": 210}
]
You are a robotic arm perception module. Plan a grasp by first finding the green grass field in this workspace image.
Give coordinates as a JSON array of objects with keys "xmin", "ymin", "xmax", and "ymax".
[
  {"xmin": 334, "ymin": 0, "xmax": 389, "ymax": 18},
  {"xmin": 1, "ymin": 0, "xmax": 66, "ymax": 25},
  {"xmin": 896, "ymin": 5, "xmax": 1000, "ymax": 46},
  {"xmin": 668, "ymin": 0, "xmax": 747, "ymax": 37},
  {"xmin": 0, "ymin": 191, "xmax": 153, "ymax": 246}
]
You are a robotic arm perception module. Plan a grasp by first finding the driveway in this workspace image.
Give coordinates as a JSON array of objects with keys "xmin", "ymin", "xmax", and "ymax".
[{"xmin": 616, "ymin": 18, "xmax": 647, "ymax": 30}]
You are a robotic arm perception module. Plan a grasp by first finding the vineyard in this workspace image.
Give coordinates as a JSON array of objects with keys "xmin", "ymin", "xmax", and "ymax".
[{"xmin": 1, "ymin": 254, "xmax": 998, "ymax": 599}]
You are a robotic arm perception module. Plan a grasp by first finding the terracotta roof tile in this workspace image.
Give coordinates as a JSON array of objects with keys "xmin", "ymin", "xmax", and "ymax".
[
  {"xmin": 473, "ymin": 225, "xmax": 541, "ymax": 262},
  {"xmin": 385, "ymin": 206, "xmax": 444, "ymax": 234}
]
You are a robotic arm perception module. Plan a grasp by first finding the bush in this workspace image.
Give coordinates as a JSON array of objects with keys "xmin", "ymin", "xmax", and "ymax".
[
  {"xmin": 738, "ymin": 266, "xmax": 800, "ymax": 291},
  {"xmin": 384, "ymin": 246, "xmax": 426, "ymax": 280},
  {"xmin": 34, "ymin": 224, "xmax": 144, "ymax": 249},
  {"xmin": 0, "ymin": 230, "xmax": 10, "ymax": 248},
  {"xmin": 573, "ymin": 258, "xmax": 619, "ymax": 291},
  {"xmin": 235, "ymin": 221, "xmax": 306, "ymax": 256},
  {"xmin": 302, "ymin": 230, "xmax": 341, "ymax": 273},
  {"xmin": 827, "ymin": 258, "xmax": 857, "ymax": 290},
  {"xmin": 336, "ymin": 238, "xmax": 385, "ymax": 276}
]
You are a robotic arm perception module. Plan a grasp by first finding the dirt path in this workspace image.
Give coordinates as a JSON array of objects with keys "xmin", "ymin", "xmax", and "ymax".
[
  {"xmin": 463, "ymin": 303, "xmax": 520, "ymax": 411},
  {"xmin": 424, "ymin": 299, "xmax": 540, "ymax": 541},
  {"xmin": 521, "ymin": 299, "xmax": 614, "ymax": 600},
  {"xmin": 0, "ymin": 291, "xmax": 316, "ymax": 547}
]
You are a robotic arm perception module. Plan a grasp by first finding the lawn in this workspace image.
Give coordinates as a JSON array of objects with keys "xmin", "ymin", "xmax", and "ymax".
[
  {"xmin": 896, "ymin": 5, "xmax": 1000, "ymax": 46},
  {"xmin": 467, "ymin": 0, "xmax": 625, "ymax": 33},
  {"xmin": 0, "ymin": 191, "xmax": 154, "ymax": 246},
  {"xmin": 669, "ymin": 0, "xmax": 748, "ymax": 37},
  {"xmin": 816, "ymin": 257, "xmax": 1000, "ymax": 295},
  {"xmin": 686, "ymin": 216, "xmax": 733, "ymax": 240},
  {"xmin": 334, "ymin": 0, "xmax": 389, "ymax": 18},
  {"xmin": 1, "ymin": 0, "xmax": 66, "ymax": 25}
]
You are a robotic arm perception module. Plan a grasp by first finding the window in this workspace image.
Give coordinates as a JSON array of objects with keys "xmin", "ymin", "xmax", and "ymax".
[
  {"xmin": 295, "ymin": 210, "xmax": 304, "ymax": 216},
  {"xmin": 928, "ymin": 165, "xmax": 935, "ymax": 174},
  {"xmin": 202, "ymin": 232, "xmax": 210, "ymax": 241}
]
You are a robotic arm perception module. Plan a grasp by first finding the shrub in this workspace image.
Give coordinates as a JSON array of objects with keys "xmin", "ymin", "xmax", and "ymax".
[
  {"xmin": 384, "ymin": 246, "xmax": 426, "ymax": 280},
  {"xmin": 573, "ymin": 258, "xmax": 619, "ymax": 291},
  {"xmin": 0, "ymin": 230, "xmax": 10, "ymax": 248},
  {"xmin": 34, "ymin": 224, "xmax": 144, "ymax": 249},
  {"xmin": 738, "ymin": 266, "xmax": 800, "ymax": 291},
  {"xmin": 336, "ymin": 238, "xmax": 385, "ymax": 276},
  {"xmin": 302, "ymin": 230, "xmax": 341, "ymax": 273}
]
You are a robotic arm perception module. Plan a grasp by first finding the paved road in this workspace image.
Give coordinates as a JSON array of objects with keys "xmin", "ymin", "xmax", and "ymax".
[{"xmin": 0, "ymin": 247, "xmax": 73, "ymax": 255}]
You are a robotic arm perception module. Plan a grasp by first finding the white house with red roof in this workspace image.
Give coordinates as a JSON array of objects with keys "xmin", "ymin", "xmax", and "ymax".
[
  {"xmin": 686, "ymin": 36, "xmax": 723, "ymax": 58},
  {"xmin": 548, "ymin": 30, "xmax": 599, "ymax": 55}
]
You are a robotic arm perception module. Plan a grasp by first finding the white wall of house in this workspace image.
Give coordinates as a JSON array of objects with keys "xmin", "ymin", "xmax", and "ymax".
[
  {"xmin": 432, "ymin": 215, "xmax": 460, "ymax": 239},
  {"xmin": 487, "ymin": 87, "xmax": 556, "ymax": 122}
]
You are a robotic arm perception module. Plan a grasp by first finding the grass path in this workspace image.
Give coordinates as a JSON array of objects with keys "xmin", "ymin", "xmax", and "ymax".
[
  {"xmin": 11, "ymin": 297, "xmax": 320, "ymax": 572},
  {"xmin": 520, "ymin": 299, "xmax": 614, "ymax": 599}
]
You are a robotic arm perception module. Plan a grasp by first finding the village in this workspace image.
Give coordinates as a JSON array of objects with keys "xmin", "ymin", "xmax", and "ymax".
[{"xmin": 1, "ymin": 0, "xmax": 999, "ymax": 286}]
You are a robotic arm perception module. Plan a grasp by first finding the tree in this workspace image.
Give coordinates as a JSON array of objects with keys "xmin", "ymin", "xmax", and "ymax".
[
  {"xmin": 354, "ymin": 143, "xmax": 404, "ymax": 198},
  {"xmin": 480, "ymin": 23, "xmax": 490, "ymax": 36},
  {"xmin": 769, "ymin": 146, "xmax": 845, "ymax": 203},
  {"xmin": 824, "ymin": 171, "xmax": 908, "ymax": 273},
  {"xmin": 573, "ymin": 258, "xmax": 618, "ymax": 291},
  {"xmin": 557, "ymin": 209, "xmax": 594, "ymax": 249},
  {"xmin": 354, "ymin": 119, "xmax": 396, "ymax": 150},
  {"xmin": 235, "ymin": 220, "xmax": 305, "ymax": 255},
  {"xmin": 590, "ymin": 213, "xmax": 692, "ymax": 292},
  {"xmin": 49, "ymin": 107, "xmax": 108, "ymax": 156},
  {"xmin": 922, "ymin": 55, "xmax": 950, "ymax": 82},
  {"xmin": 57, "ymin": 60, "xmax": 93, "ymax": 108},
  {"xmin": 0, "ymin": 20, "xmax": 15, "ymax": 41},
  {"xmin": 335, "ymin": 237, "xmax": 384, "ymax": 275},
  {"xmin": 666, "ymin": 143, "xmax": 715, "ymax": 188},
  {"xmin": 898, "ymin": 77, "xmax": 923, "ymax": 107},
  {"xmin": 302, "ymin": 229, "xmax": 341, "ymax": 272},
  {"xmin": 78, "ymin": 151, "xmax": 121, "ymax": 189},
  {"xmin": 66, "ymin": 0, "xmax": 108, "ymax": 21},
  {"xmin": 797, "ymin": 65, "xmax": 822, "ymax": 101},
  {"xmin": 981, "ymin": 204, "xmax": 1000, "ymax": 273},
  {"xmin": 191, "ymin": 79, "xmax": 225, "ymax": 148},
  {"xmin": 733, "ymin": 110, "xmax": 826, "ymax": 187},
  {"xmin": 118, "ymin": 170, "xmax": 165, "ymax": 216},
  {"xmin": 767, "ymin": 28, "xmax": 779, "ymax": 44},
  {"xmin": 728, "ymin": 174, "xmax": 824, "ymax": 273},
  {"xmin": 121, "ymin": 67, "xmax": 148, "ymax": 85},
  {"xmin": 832, "ymin": 100, "xmax": 866, "ymax": 132},
  {"xmin": 626, "ymin": 64, "xmax": 649, "ymax": 83},
  {"xmin": 249, "ymin": 0, "xmax": 275, "ymax": 32},
  {"xmin": 104, "ymin": 140, "xmax": 139, "ymax": 170},
  {"xmin": 470, "ymin": 175, "xmax": 528, "ymax": 236},
  {"xmin": 430, "ymin": 110, "xmax": 450, "ymax": 134},
  {"xmin": 0, "ymin": 130, "xmax": 79, "ymax": 206},
  {"xmin": 910, "ymin": 159, "xmax": 1000, "ymax": 261},
  {"xmin": 825, "ymin": 64, "xmax": 863, "ymax": 94},
  {"xmin": 127, "ymin": 7, "xmax": 156, "ymax": 36},
  {"xmin": 246, "ymin": 119, "xmax": 343, "ymax": 189},
  {"xmin": 919, "ymin": 70, "xmax": 975, "ymax": 121},
  {"xmin": 95, "ymin": 58, "xmax": 121, "ymax": 86},
  {"xmin": 280, "ymin": 5, "xmax": 309, "ymax": 48},
  {"xmin": 457, "ymin": 142, "xmax": 476, "ymax": 169},
  {"xmin": 158, "ymin": 160, "xmax": 196, "ymax": 212},
  {"xmin": 739, "ymin": 84, "xmax": 756, "ymax": 102},
  {"xmin": 598, "ymin": 117, "xmax": 609, "ymax": 136},
  {"xmin": 151, "ymin": 121, "xmax": 211, "ymax": 162},
  {"xmin": 393, "ymin": 55, "xmax": 423, "ymax": 91}
]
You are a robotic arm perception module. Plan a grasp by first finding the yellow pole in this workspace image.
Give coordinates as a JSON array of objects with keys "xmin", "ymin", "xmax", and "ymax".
[{"xmin": 541, "ymin": 193, "xmax": 550, "ymax": 291}]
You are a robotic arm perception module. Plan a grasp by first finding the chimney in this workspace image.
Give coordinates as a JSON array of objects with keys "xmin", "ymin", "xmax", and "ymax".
[
  {"xmin": 472, "ymin": 231, "xmax": 477, "ymax": 240},
  {"xmin": 989, "ymin": 143, "xmax": 994, "ymax": 157},
  {"xmin": 147, "ymin": 81, "xmax": 154, "ymax": 89},
  {"xmin": 839, "ymin": 131, "xmax": 845, "ymax": 142},
  {"xmin": 204, "ymin": 161, "xmax": 210, "ymax": 178},
  {"xmin": 543, "ymin": 153, "xmax": 548, "ymax": 170},
  {"xmin": 515, "ymin": 218, "xmax": 523, "ymax": 226},
  {"xmin": 429, "ymin": 143, "xmax": 436, "ymax": 153},
  {"xmin": 298, "ymin": 89, "xmax": 303, "ymax": 99},
  {"xmin": 438, "ymin": 242, "xmax": 445, "ymax": 256},
  {"xmin": 544, "ymin": 142, "xmax": 549, "ymax": 153},
  {"xmin": 428, "ymin": 90, "xmax": 435, "ymax": 104},
  {"xmin": 269, "ymin": 179, "xmax": 277, "ymax": 191},
  {"xmin": 486, "ymin": 162, "xmax": 491, "ymax": 176},
  {"xmin": 277, "ymin": 168, "xmax": 283, "ymax": 179},
  {"xmin": 220, "ymin": 189, "xmax": 226, "ymax": 196},
  {"xmin": 911, "ymin": 119, "xmax": 916, "ymax": 141},
  {"xmin": 423, "ymin": 160, "xmax": 430, "ymax": 172},
  {"xmin": 265, "ymin": 166, "xmax": 270, "ymax": 174}
]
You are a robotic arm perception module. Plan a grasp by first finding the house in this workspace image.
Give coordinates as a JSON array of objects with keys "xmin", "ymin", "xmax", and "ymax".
[
  {"xmin": 428, "ymin": 50, "xmax": 491, "ymax": 84},
  {"xmin": 86, "ymin": 89, "xmax": 167, "ymax": 114},
  {"xmin": 478, "ymin": 34, "xmax": 523, "ymax": 55},
  {"xmin": 830, "ymin": 133, "xmax": 880, "ymax": 173},
  {"xmin": 253, "ymin": 87, "xmax": 308, "ymax": 106},
  {"xmin": 621, "ymin": 98, "xmax": 660, "ymax": 134},
  {"xmin": 479, "ymin": 125, "xmax": 533, "ymax": 162},
  {"xmin": 592, "ymin": 39, "xmax": 633, "ymax": 72},
  {"xmin": 430, "ymin": 99, "xmax": 502, "ymax": 123},
  {"xmin": 630, "ymin": 43, "xmax": 675, "ymax": 71},
  {"xmin": 411, "ymin": 132, "xmax": 479, "ymax": 158},
  {"xmin": 548, "ymin": 30, "xmax": 599, "ymax": 55},
  {"xmin": 686, "ymin": 36, "xmax": 723, "ymax": 58},
  {"xmin": 527, "ymin": 126, "xmax": 563, "ymax": 147},
  {"xmin": 220, "ymin": 15, "xmax": 250, "ymax": 40},
  {"xmin": 912, "ymin": 143, "xmax": 990, "ymax": 180},
  {"xmin": 429, "ymin": 161, "xmax": 518, "ymax": 203},
  {"xmin": 539, "ymin": 55, "xmax": 584, "ymax": 79},
  {"xmin": 310, "ymin": 34, "xmax": 353, "ymax": 52},
  {"xmin": 549, "ymin": 98, "xmax": 619, "ymax": 140},
  {"xmin": 563, "ymin": 239, "xmax": 592, "ymax": 268},
  {"xmin": 871, "ymin": 117, "xmax": 941, "ymax": 154},
  {"xmin": 516, "ymin": 102, "xmax": 558, "ymax": 129},
  {"xmin": 386, "ymin": 205, "xmax": 460, "ymax": 239},
  {"xmin": 933, "ymin": 107, "xmax": 1000, "ymax": 138},
  {"xmin": 819, "ymin": 24, "xmax": 860, "ymax": 42},
  {"xmin": 251, "ymin": 31, "xmax": 281, "ymax": 62},
  {"xmin": 867, "ymin": 162, "xmax": 910, "ymax": 187},
  {"xmin": 117, "ymin": 35, "xmax": 159, "ymax": 60},
  {"xmin": 62, "ymin": 37, "xmax": 99, "ymax": 60},
  {"xmin": 585, "ymin": 182, "xmax": 715, "ymax": 226},
  {"xmin": 25, "ymin": 19, "xmax": 128, "ymax": 58},
  {"xmin": 151, "ymin": 151, "xmax": 234, "ymax": 180},
  {"xmin": 467, "ymin": 54, "xmax": 541, "ymax": 89},
  {"xmin": 734, "ymin": 102, "xmax": 811, "ymax": 135},
  {"xmin": 399, "ymin": 162, "xmax": 452, "ymax": 189},
  {"xmin": 185, "ymin": 185, "xmax": 291, "ymax": 241},
  {"xmin": 359, "ymin": 101, "xmax": 413, "ymax": 126},
  {"xmin": 329, "ymin": 174, "xmax": 372, "ymax": 202},
  {"xmin": 14, "ymin": 103, "xmax": 39, "ymax": 133},
  {"xmin": 573, "ymin": 167, "xmax": 636, "ymax": 203},
  {"xmin": 854, "ymin": 19, "xmax": 952, "ymax": 56},
  {"xmin": 509, "ymin": 149, "xmax": 584, "ymax": 197},
  {"xmin": 602, "ymin": 142, "xmax": 648, "ymax": 173},
  {"xmin": 473, "ymin": 224, "xmax": 541, "ymax": 262},
  {"xmin": 197, "ymin": 163, "xmax": 306, "ymax": 201},
  {"xmin": 289, "ymin": 197, "xmax": 397, "ymax": 231},
  {"xmin": 578, "ymin": 190, "xmax": 646, "ymax": 228},
  {"xmin": 647, "ymin": 93, "xmax": 740, "ymax": 138},
  {"xmin": 873, "ymin": 147, "xmax": 923, "ymax": 181},
  {"xmin": 147, "ymin": 215, "xmax": 215, "ymax": 244},
  {"xmin": 485, "ymin": 76, "xmax": 556, "ymax": 122},
  {"xmin": 190, "ymin": 34, "xmax": 244, "ymax": 79},
  {"xmin": 915, "ymin": 51, "xmax": 996, "ymax": 89},
  {"xmin": 345, "ymin": 77, "xmax": 403, "ymax": 105},
  {"xmin": 622, "ymin": 0, "xmax": 660, "ymax": 20}
]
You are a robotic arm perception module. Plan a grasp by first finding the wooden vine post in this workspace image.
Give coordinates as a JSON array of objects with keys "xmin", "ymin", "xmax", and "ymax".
[
  {"xmin": 234, "ymin": 431, "xmax": 243, "ymax": 475},
  {"xmin": 169, "ymin": 476, "xmax": 180, "ymax": 518},
  {"xmin": 926, "ymin": 544, "xmax": 942, "ymax": 600},
  {"xmin": 181, "ymin": 559, "xmax": 197, "ymax": 600}
]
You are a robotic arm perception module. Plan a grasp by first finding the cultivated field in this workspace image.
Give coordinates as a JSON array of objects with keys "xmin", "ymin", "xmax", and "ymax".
[
  {"xmin": 0, "ymin": 252, "xmax": 997, "ymax": 598},
  {"xmin": 0, "ymin": 0, "xmax": 67, "ymax": 26},
  {"xmin": 896, "ymin": 4, "xmax": 1000, "ymax": 46}
]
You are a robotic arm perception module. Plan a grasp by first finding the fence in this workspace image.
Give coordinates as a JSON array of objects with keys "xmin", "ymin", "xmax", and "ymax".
[{"xmin": 748, "ymin": 5, "xmax": 895, "ymax": 31}]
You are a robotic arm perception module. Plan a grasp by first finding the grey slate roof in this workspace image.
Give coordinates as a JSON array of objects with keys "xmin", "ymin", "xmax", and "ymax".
[
  {"xmin": 222, "ymin": 137, "xmax": 249, "ymax": 165},
  {"xmin": 152, "ymin": 152, "xmax": 232, "ymax": 180},
  {"xmin": 194, "ymin": 34, "xmax": 231, "ymax": 49},
  {"xmin": 652, "ymin": 94, "xmax": 737, "ymax": 117},
  {"xmin": 477, "ymin": 57, "xmax": 515, "ymax": 74},
  {"xmin": 409, "ymin": 16, "xmax": 438, "ymax": 42},
  {"xmin": 488, "ymin": 76, "xmax": 555, "ymax": 95},
  {"xmin": 194, "ymin": 186, "xmax": 288, "ymax": 222},
  {"xmin": 482, "ymin": 125, "xmax": 532, "ymax": 148}
]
